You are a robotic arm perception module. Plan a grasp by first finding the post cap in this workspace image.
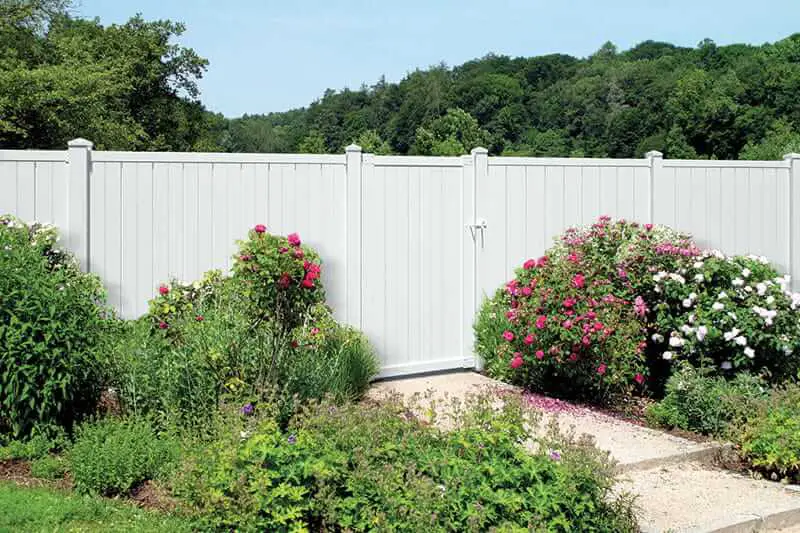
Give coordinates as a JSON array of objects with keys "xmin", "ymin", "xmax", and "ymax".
[
  {"xmin": 645, "ymin": 150, "xmax": 664, "ymax": 159},
  {"xmin": 471, "ymin": 147, "xmax": 488, "ymax": 155},
  {"xmin": 783, "ymin": 153, "xmax": 800, "ymax": 161},
  {"xmin": 345, "ymin": 144, "xmax": 362, "ymax": 153},
  {"xmin": 68, "ymin": 138, "xmax": 94, "ymax": 149}
]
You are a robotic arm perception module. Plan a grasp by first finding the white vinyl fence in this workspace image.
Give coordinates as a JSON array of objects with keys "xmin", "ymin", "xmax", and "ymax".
[{"xmin": 2, "ymin": 139, "xmax": 799, "ymax": 377}]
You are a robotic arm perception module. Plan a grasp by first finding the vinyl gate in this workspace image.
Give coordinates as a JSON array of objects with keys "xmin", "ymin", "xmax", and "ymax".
[{"xmin": 2, "ymin": 141, "xmax": 799, "ymax": 377}]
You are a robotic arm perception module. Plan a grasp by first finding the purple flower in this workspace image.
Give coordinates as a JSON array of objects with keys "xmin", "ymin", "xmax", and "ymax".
[
  {"xmin": 239, "ymin": 403, "xmax": 254, "ymax": 416},
  {"xmin": 287, "ymin": 434, "xmax": 297, "ymax": 445},
  {"xmin": 548, "ymin": 449, "xmax": 562, "ymax": 461}
]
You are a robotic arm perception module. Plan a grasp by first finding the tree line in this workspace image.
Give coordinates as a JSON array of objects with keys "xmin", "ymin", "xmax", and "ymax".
[{"xmin": 2, "ymin": 0, "xmax": 799, "ymax": 159}]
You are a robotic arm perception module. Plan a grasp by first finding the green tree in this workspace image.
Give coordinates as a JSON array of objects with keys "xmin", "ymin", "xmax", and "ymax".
[
  {"xmin": 740, "ymin": 120, "xmax": 800, "ymax": 160},
  {"xmin": 298, "ymin": 131, "xmax": 327, "ymax": 154},
  {"xmin": 354, "ymin": 129, "xmax": 391, "ymax": 155},
  {"xmin": 412, "ymin": 108, "xmax": 491, "ymax": 156}
]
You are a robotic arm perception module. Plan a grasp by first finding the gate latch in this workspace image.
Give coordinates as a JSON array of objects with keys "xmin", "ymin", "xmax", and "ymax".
[{"xmin": 466, "ymin": 218, "xmax": 487, "ymax": 248}]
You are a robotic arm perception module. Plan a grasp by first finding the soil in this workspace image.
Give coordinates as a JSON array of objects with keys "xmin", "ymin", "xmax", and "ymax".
[
  {"xmin": 0, "ymin": 459, "xmax": 69, "ymax": 489},
  {"xmin": 129, "ymin": 480, "xmax": 181, "ymax": 513}
]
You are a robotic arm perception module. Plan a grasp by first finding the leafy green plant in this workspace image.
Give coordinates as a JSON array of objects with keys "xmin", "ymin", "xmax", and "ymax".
[
  {"xmin": 29, "ymin": 455, "xmax": 68, "ymax": 480},
  {"xmin": 737, "ymin": 383, "xmax": 800, "ymax": 483},
  {"xmin": 177, "ymin": 393, "xmax": 637, "ymax": 532},
  {"xmin": 69, "ymin": 417, "xmax": 180, "ymax": 496},
  {"xmin": 0, "ymin": 429, "xmax": 67, "ymax": 461},
  {"xmin": 0, "ymin": 215, "xmax": 111, "ymax": 438},
  {"xmin": 646, "ymin": 364, "xmax": 767, "ymax": 436}
]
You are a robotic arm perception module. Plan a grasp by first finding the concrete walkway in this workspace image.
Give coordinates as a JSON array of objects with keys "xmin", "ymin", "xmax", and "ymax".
[{"xmin": 369, "ymin": 371, "xmax": 800, "ymax": 533}]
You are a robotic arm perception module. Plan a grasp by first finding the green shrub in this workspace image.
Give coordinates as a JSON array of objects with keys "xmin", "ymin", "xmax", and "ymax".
[
  {"xmin": 177, "ymin": 394, "xmax": 637, "ymax": 532},
  {"xmin": 646, "ymin": 364, "xmax": 767, "ymax": 436},
  {"xmin": 29, "ymin": 455, "xmax": 68, "ymax": 480},
  {"xmin": 0, "ymin": 215, "xmax": 111, "ymax": 437},
  {"xmin": 650, "ymin": 253, "xmax": 800, "ymax": 382},
  {"xmin": 231, "ymin": 225, "xmax": 325, "ymax": 331},
  {"xmin": 69, "ymin": 418, "xmax": 180, "ymax": 496},
  {"xmin": 478, "ymin": 216, "xmax": 800, "ymax": 406},
  {"xmin": 737, "ymin": 383, "xmax": 800, "ymax": 482},
  {"xmin": 0, "ymin": 429, "xmax": 67, "ymax": 461}
]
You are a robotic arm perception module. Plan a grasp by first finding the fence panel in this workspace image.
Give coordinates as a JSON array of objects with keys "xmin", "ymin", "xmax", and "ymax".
[{"xmin": 0, "ymin": 151, "xmax": 69, "ymax": 231}]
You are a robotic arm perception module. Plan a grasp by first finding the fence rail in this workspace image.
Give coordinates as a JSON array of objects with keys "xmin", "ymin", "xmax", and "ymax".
[{"xmin": 2, "ymin": 139, "xmax": 799, "ymax": 377}]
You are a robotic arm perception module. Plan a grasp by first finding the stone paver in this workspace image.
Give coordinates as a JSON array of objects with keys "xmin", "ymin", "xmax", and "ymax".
[{"xmin": 369, "ymin": 371, "xmax": 800, "ymax": 533}]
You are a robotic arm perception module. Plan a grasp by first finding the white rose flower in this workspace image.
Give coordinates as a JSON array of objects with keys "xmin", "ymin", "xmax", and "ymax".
[
  {"xmin": 669, "ymin": 273, "xmax": 686, "ymax": 284},
  {"xmin": 682, "ymin": 298, "xmax": 693, "ymax": 308},
  {"xmin": 651, "ymin": 333, "xmax": 664, "ymax": 343},
  {"xmin": 745, "ymin": 286, "xmax": 753, "ymax": 293},
  {"xmin": 723, "ymin": 328, "xmax": 741, "ymax": 342},
  {"xmin": 744, "ymin": 347, "xmax": 755, "ymax": 359},
  {"xmin": 669, "ymin": 336, "xmax": 685, "ymax": 347},
  {"xmin": 732, "ymin": 278, "xmax": 744, "ymax": 287},
  {"xmin": 766, "ymin": 295, "xmax": 775, "ymax": 305},
  {"xmin": 662, "ymin": 351, "xmax": 674, "ymax": 360},
  {"xmin": 712, "ymin": 302, "xmax": 725, "ymax": 311},
  {"xmin": 696, "ymin": 326, "xmax": 708, "ymax": 342},
  {"xmin": 742, "ymin": 268, "xmax": 751, "ymax": 278},
  {"xmin": 720, "ymin": 361, "xmax": 732, "ymax": 370},
  {"xmin": 756, "ymin": 283, "xmax": 767, "ymax": 296},
  {"xmin": 688, "ymin": 313, "xmax": 696, "ymax": 323},
  {"xmin": 695, "ymin": 274, "xmax": 705, "ymax": 282},
  {"xmin": 693, "ymin": 261, "xmax": 704, "ymax": 269},
  {"xmin": 680, "ymin": 324, "xmax": 694, "ymax": 335},
  {"xmin": 734, "ymin": 336, "xmax": 747, "ymax": 346}
]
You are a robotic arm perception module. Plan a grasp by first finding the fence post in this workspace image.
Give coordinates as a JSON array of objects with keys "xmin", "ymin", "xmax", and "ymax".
[
  {"xmin": 345, "ymin": 144, "xmax": 363, "ymax": 328},
  {"xmin": 67, "ymin": 138, "xmax": 92, "ymax": 271},
  {"xmin": 645, "ymin": 150, "xmax": 663, "ymax": 224},
  {"xmin": 785, "ymin": 153, "xmax": 800, "ymax": 292},
  {"xmin": 470, "ymin": 147, "xmax": 488, "ymax": 371}
]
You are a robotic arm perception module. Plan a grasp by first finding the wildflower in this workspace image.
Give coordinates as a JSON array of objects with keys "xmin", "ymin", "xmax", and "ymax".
[
  {"xmin": 572, "ymin": 273, "xmax": 585, "ymax": 289},
  {"xmin": 536, "ymin": 315, "xmax": 547, "ymax": 329},
  {"xmin": 596, "ymin": 363, "xmax": 607, "ymax": 375},
  {"xmin": 510, "ymin": 354, "xmax": 524, "ymax": 369},
  {"xmin": 549, "ymin": 449, "xmax": 562, "ymax": 461},
  {"xmin": 634, "ymin": 373, "xmax": 645, "ymax": 385},
  {"xmin": 744, "ymin": 347, "xmax": 755, "ymax": 359},
  {"xmin": 240, "ymin": 403, "xmax": 254, "ymax": 416},
  {"xmin": 502, "ymin": 330, "xmax": 515, "ymax": 342},
  {"xmin": 254, "ymin": 224, "xmax": 267, "ymax": 234},
  {"xmin": 287, "ymin": 233, "xmax": 301, "ymax": 246},
  {"xmin": 158, "ymin": 285, "xmax": 169, "ymax": 296}
]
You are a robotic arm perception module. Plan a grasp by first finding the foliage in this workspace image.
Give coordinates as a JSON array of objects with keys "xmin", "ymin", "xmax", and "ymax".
[
  {"xmin": 0, "ymin": 215, "xmax": 111, "ymax": 438},
  {"xmin": 0, "ymin": 482, "xmax": 194, "ymax": 532},
  {"xmin": 231, "ymin": 225, "xmax": 324, "ymax": 332},
  {"xmin": 177, "ymin": 394, "xmax": 637, "ymax": 532},
  {"xmin": 221, "ymin": 35, "xmax": 800, "ymax": 160},
  {"xmin": 646, "ymin": 364, "xmax": 767, "ymax": 436},
  {"xmin": 29, "ymin": 454, "xmax": 67, "ymax": 480},
  {"xmin": 477, "ymin": 217, "xmax": 800, "ymax": 404},
  {"xmin": 0, "ymin": 0, "xmax": 215, "ymax": 150},
  {"xmin": 740, "ymin": 120, "xmax": 800, "ymax": 160},
  {"xmin": 355, "ymin": 128, "xmax": 392, "ymax": 154},
  {"xmin": 69, "ymin": 417, "xmax": 180, "ymax": 496},
  {"xmin": 649, "ymin": 253, "xmax": 800, "ymax": 382},
  {"xmin": 0, "ymin": 428, "xmax": 67, "ymax": 460},
  {"xmin": 412, "ymin": 107, "xmax": 491, "ymax": 155},
  {"xmin": 737, "ymin": 383, "xmax": 800, "ymax": 483}
]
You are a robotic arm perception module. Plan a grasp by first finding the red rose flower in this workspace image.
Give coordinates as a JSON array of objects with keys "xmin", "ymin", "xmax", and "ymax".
[
  {"xmin": 254, "ymin": 224, "xmax": 267, "ymax": 234},
  {"xmin": 158, "ymin": 321, "xmax": 168, "ymax": 329},
  {"xmin": 158, "ymin": 285, "xmax": 169, "ymax": 296},
  {"xmin": 510, "ymin": 354, "xmax": 524, "ymax": 369},
  {"xmin": 287, "ymin": 233, "xmax": 301, "ymax": 247}
]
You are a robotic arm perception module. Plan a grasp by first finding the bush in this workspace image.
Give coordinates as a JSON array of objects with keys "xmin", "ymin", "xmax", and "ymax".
[
  {"xmin": 0, "ymin": 215, "xmax": 111, "ymax": 437},
  {"xmin": 177, "ymin": 394, "xmax": 637, "ymax": 532},
  {"xmin": 477, "ymin": 216, "xmax": 800, "ymax": 405},
  {"xmin": 737, "ymin": 383, "xmax": 800, "ymax": 483},
  {"xmin": 29, "ymin": 455, "xmax": 68, "ymax": 480},
  {"xmin": 69, "ymin": 418, "xmax": 180, "ymax": 496},
  {"xmin": 649, "ymin": 253, "xmax": 800, "ymax": 382},
  {"xmin": 113, "ymin": 227, "xmax": 378, "ymax": 431},
  {"xmin": 0, "ymin": 429, "xmax": 67, "ymax": 461},
  {"xmin": 646, "ymin": 364, "xmax": 767, "ymax": 436},
  {"xmin": 231, "ymin": 225, "xmax": 325, "ymax": 331}
]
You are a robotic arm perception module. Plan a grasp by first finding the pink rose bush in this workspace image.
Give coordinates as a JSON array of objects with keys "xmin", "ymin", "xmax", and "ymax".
[{"xmin": 475, "ymin": 216, "xmax": 800, "ymax": 405}]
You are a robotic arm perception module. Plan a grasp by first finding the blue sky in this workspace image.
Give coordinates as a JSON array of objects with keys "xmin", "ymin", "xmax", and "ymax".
[{"xmin": 78, "ymin": 0, "xmax": 800, "ymax": 118}]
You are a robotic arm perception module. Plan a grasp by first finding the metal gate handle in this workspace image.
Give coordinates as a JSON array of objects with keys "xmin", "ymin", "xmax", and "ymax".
[{"xmin": 466, "ymin": 219, "xmax": 487, "ymax": 248}]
